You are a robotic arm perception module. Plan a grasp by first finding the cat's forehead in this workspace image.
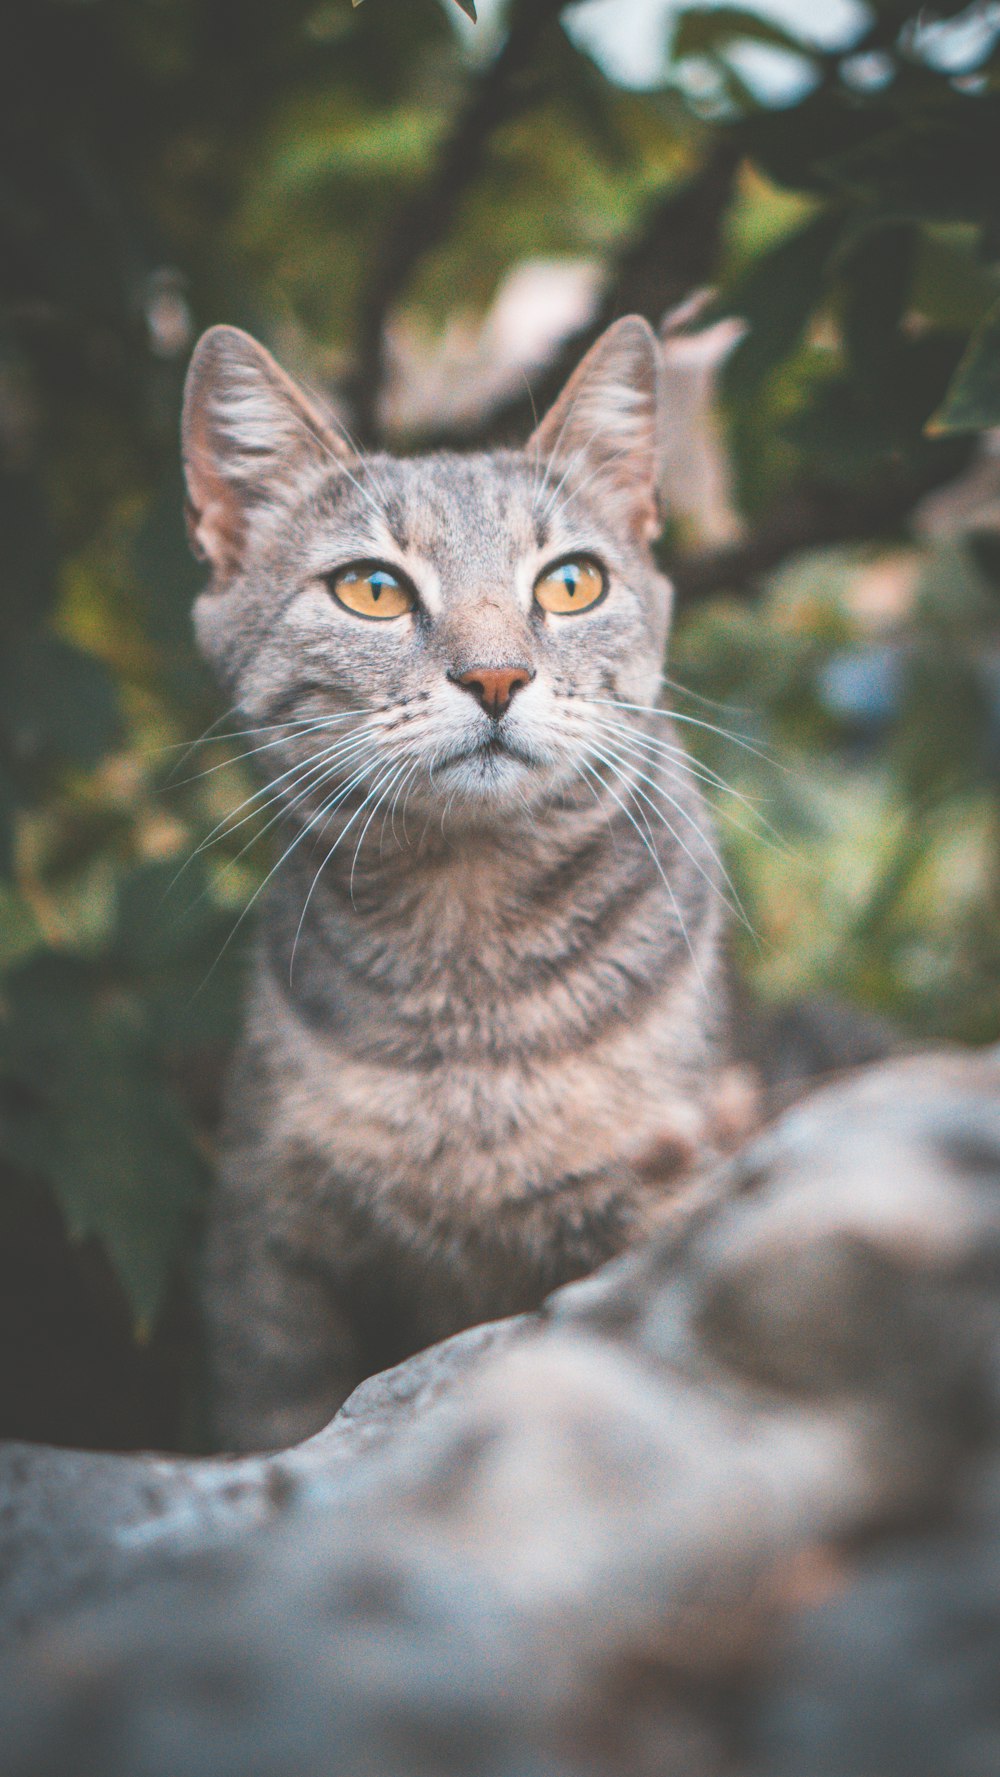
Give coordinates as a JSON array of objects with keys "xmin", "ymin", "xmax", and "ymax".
[
  {"xmin": 314, "ymin": 448, "xmax": 568, "ymax": 582},
  {"xmin": 382, "ymin": 450, "xmax": 543, "ymax": 565}
]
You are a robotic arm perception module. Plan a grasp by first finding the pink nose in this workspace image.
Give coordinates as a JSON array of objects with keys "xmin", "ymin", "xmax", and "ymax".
[{"xmin": 453, "ymin": 665, "xmax": 534, "ymax": 719}]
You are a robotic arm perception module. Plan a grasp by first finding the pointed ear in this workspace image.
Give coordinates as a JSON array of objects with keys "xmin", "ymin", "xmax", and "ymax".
[
  {"xmin": 528, "ymin": 315, "xmax": 662, "ymax": 540},
  {"xmin": 181, "ymin": 326, "xmax": 351, "ymax": 577}
]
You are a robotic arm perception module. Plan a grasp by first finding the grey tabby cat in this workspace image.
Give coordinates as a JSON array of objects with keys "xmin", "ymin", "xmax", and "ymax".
[{"xmin": 182, "ymin": 315, "xmax": 727, "ymax": 1451}]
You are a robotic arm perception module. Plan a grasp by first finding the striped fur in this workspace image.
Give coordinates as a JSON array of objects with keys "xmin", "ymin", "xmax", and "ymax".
[{"xmin": 183, "ymin": 318, "xmax": 727, "ymax": 1450}]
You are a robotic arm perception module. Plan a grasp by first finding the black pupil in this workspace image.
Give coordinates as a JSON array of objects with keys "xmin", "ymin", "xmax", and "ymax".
[
  {"xmin": 369, "ymin": 572, "xmax": 395, "ymax": 602},
  {"xmin": 563, "ymin": 566, "xmax": 578, "ymax": 597}
]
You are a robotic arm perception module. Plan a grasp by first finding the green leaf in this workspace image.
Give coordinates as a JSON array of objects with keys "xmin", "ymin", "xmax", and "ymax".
[
  {"xmin": 818, "ymin": 118, "xmax": 1000, "ymax": 226},
  {"xmin": 723, "ymin": 208, "xmax": 844, "ymax": 401},
  {"xmin": 0, "ymin": 954, "xmax": 207, "ymax": 1330},
  {"xmin": 0, "ymin": 636, "xmax": 121, "ymax": 774},
  {"xmin": 672, "ymin": 5, "xmax": 806, "ymax": 59},
  {"xmin": 0, "ymin": 768, "xmax": 14, "ymax": 879},
  {"xmin": 354, "ymin": 0, "xmax": 477, "ymax": 13},
  {"xmin": 0, "ymin": 471, "xmax": 58, "ymax": 645},
  {"xmin": 928, "ymin": 297, "xmax": 1000, "ymax": 434}
]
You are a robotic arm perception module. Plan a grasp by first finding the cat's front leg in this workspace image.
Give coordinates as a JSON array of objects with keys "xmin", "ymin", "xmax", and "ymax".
[{"xmin": 201, "ymin": 1177, "xmax": 362, "ymax": 1454}]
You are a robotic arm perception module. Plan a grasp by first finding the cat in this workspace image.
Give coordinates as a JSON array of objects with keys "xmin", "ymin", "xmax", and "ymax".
[{"xmin": 182, "ymin": 314, "xmax": 727, "ymax": 1451}]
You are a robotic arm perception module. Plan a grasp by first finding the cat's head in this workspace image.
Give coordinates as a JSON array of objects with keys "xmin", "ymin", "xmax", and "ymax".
[{"xmin": 182, "ymin": 317, "xmax": 673, "ymax": 828}]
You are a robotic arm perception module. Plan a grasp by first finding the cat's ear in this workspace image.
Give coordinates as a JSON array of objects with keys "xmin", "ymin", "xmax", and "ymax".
[
  {"xmin": 528, "ymin": 315, "xmax": 662, "ymax": 539},
  {"xmin": 182, "ymin": 326, "xmax": 351, "ymax": 576}
]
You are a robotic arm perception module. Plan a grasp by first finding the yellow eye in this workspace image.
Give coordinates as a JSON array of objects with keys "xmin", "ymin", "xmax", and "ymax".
[
  {"xmin": 534, "ymin": 558, "xmax": 606, "ymax": 616},
  {"xmin": 330, "ymin": 564, "xmax": 415, "ymax": 620}
]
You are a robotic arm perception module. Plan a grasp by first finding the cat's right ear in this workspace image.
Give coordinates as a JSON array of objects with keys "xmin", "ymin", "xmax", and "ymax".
[
  {"xmin": 527, "ymin": 315, "xmax": 662, "ymax": 540},
  {"xmin": 182, "ymin": 326, "xmax": 351, "ymax": 578}
]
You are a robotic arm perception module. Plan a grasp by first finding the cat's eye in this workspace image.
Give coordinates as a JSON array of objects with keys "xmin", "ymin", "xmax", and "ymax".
[
  {"xmin": 534, "ymin": 557, "xmax": 606, "ymax": 616},
  {"xmin": 328, "ymin": 562, "xmax": 415, "ymax": 621}
]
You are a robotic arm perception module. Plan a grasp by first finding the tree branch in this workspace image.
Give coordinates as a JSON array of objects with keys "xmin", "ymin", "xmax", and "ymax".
[
  {"xmin": 405, "ymin": 141, "xmax": 741, "ymax": 453},
  {"xmin": 668, "ymin": 450, "xmax": 973, "ymax": 605},
  {"xmin": 349, "ymin": 0, "xmax": 569, "ymax": 441}
]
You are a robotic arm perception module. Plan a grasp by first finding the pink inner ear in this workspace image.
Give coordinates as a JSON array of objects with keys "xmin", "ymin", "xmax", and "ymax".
[
  {"xmin": 183, "ymin": 410, "xmax": 251, "ymax": 575},
  {"xmin": 181, "ymin": 324, "xmax": 353, "ymax": 578},
  {"xmin": 184, "ymin": 479, "xmax": 246, "ymax": 575},
  {"xmin": 527, "ymin": 316, "xmax": 661, "ymax": 538}
]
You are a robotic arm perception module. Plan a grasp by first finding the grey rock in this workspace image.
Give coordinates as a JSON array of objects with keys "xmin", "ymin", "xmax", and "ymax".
[
  {"xmin": 0, "ymin": 1317, "xmax": 521, "ymax": 1640},
  {"xmin": 1, "ymin": 1048, "xmax": 998, "ymax": 1776}
]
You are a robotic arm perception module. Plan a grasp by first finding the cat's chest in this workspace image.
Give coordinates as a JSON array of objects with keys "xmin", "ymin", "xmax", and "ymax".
[{"xmin": 254, "ymin": 942, "xmax": 712, "ymax": 1210}]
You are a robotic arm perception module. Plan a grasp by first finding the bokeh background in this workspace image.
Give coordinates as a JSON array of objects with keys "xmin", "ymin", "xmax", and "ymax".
[{"xmin": 2, "ymin": 0, "xmax": 999, "ymax": 1450}]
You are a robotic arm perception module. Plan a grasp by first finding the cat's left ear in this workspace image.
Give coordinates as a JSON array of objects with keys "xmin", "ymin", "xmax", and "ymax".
[
  {"xmin": 182, "ymin": 325, "xmax": 352, "ymax": 578},
  {"xmin": 528, "ymin": 315, "xmax": 662, "ymax": 540}
]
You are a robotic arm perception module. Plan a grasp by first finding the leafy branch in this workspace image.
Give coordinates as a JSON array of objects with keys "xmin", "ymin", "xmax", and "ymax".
[
  {"xmin": 354, "ymin": 0, "xmax": 478, "ymax": 15},
  {"xmin": 349, "ymin": 0, "xmax": 567, "ymax": 438}
]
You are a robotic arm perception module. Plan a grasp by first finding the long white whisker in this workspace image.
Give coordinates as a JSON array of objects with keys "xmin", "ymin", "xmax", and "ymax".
[
  {"xmin": 214, "ymin": 731, "xmax": 386, "ymax": 869},
  {"xmin": 584, "ymin": 733, "xmax": 756, "ymax": 939},
  {"xmin": 197, "ymin": 742, "xmax": 388, "ymax": 989},
  {"xmin": 577, "ymin": 752, "xmax": 707, "ymax": 994},
  {"xmin": 382, "ymin": 757, "xmax": 422, "ymax": 855},
  {"xmin": 155, "ymin": 710, "xmax": 372, "ymax": 761},
  {"xmin": 289, "ymin": 752, "xmax": 407, "ymax": 976},
  {"xmin": 588, "ymin": 716, "xmax": 791, "ymax": 856},
  {"xmin": 180, "ymin": 723, "xmax": 385, "ymax": 872},
  {"xmin": 348, "ymin": 757, "xmax": 412, "ymax": 903},
  {"xmin": 169, "ymin": 712, "xmax": 367, "ymax": 791},
  {"xmin": 295, "ymin": 375, "xmax": 393, "ymax": 507},
  {"xmin": 168, "ymin": 736, "xmax": 386, "ymax": 938},
  {"xmin": 588, "ymin": 698, "xmax": 783, "ymax": 768},
  {"xmin": 658, "ymin": 671, "xmax": 753, "ymax": 717},
  {"xmin": 539, "ymin": 439, "xmax": 632, "ymax": 532},
  {"xmin": 284, "ymin": 405, "xmax": 386, "ymax": 525}
]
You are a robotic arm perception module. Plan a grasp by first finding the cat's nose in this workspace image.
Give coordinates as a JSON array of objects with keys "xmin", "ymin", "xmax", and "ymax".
[{"xmin": 451, "ymin": 664, "xmax": 534, "ymax": 719}]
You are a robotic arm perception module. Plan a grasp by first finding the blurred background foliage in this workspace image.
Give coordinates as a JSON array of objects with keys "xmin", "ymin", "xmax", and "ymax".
[{"xmin": 1, "ymin": 0, "xmax": 998, "ymax": 1447}]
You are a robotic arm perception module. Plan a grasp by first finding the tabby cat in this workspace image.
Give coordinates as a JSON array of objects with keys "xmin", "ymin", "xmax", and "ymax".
[{"xmin": 182, "ymin": 315, "xmax": 726, "ymax": 1450}]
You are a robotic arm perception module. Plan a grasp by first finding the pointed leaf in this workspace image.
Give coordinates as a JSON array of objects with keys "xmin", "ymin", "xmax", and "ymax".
[
  {"xmin": 928, "ymin": 298, "xmax": 1000, "ymax": 434},
  {"xmin": 672, "ymin": 6, "xmax": 805, "ymax": 59},
  {"xmin": 0, "ymin": 955, "xmax": 207, "ymax": 1330},
  {"xmin": 354, "ymin": 0, "xmax": 476, "ymax": 12},
  {"xmin": 723, "ymin": 209, "xmax": 844, "ymax": 401}
]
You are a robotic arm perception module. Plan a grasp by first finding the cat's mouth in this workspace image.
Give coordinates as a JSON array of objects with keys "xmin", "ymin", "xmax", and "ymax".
[{"xmin": 439, "ymin": 733, "xmax": 536, "ymax": 771}]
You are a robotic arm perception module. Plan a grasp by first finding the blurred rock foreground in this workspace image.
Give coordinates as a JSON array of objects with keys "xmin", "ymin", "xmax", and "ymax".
[{"xmin": 2, "ymin": 1047, "xmax": 1000, "ymax": 1776}]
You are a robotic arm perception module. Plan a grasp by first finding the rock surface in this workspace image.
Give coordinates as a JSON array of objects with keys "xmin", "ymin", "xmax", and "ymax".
[{"xmin": 1, "ymin": 1048, "xmax": 998, "ymax": 1775}]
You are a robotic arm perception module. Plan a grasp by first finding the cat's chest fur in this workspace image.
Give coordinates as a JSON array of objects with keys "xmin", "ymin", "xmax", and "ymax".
[
  {"xmin": 245, "ymin": 814, "xmax": 721, "ymax": 1248},
  {"xmin": 184, "ymin": 310, "xmax": 730, "ymax": 1445}
]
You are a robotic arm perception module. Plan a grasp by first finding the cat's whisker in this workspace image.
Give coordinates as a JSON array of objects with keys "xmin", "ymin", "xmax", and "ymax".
[
  {"xmin": 199, "ymin": 735, "xmax": 392, "ymax": 989},
  {"xmin": 538, "ymin": 439, "xmax": 632, "ymax": 532},
  {"xmin": 222, "ymin": 731, "xmax": 388, "ymax": 862},
  {"xmin": 283, "ymin": 405, "xmax": 386, "ymax": 526},
  {"xmin": 154, "ymin": 710, "xmax": 369, "ymax": 762},
  {"xmin": 581, "ymin": 732, "xmax": 756, "ymax": 939},
  {"xmin": 537, "ymin": 374, "xmax": 590, "ymax": 512},
  {"xmin": 381, "ymin": 757, "xmax": 422, "ymax": 856},
  {"xmin": 168, "ymin": 711, "xmax": 369, "ymax": 791},
  {"xmin": 520, "ymin": 371, "xmax": 546, "ymax": 516},
  {"xmin": 159, "ymin": 700, "xmax": 248, "ymax": 776},
  {"xmin": 165, "ymin": 737, "xmax": 360, "ymax": 901},
  {"xmin": 294, "ymin": 374, "xmax": 393, "ymax": 509},
  {"xmin": 587, "ymin": 698, "xmax": 783, "ymax": 768},
  {"xmin": 290, "ymin": 749, "xmax": 410, "ymax": 974},
  {"xmin": 348, "ymin": 756, "xmax": 414, "ymax": 904},
  {"xmin": 168, "ymin": 733, "xmax": 387, "ymax": 930},
  {"xmin": 182, "ymin": 723, "xmax": 386, "ymax": 867},
  {"xmin": 591, "ymin": 715, "xmax": 749, "ymax": 804},
  {"xmin": 587, "ymin": 716, "xmax": 791, "ymax": 857},
  {"xmin": 577, "ymin": 753, "xmax": 707, "ymax": 994},
  {"xmin": 657, "ymin": 671, "xmax": 753, "ymax": 718}
]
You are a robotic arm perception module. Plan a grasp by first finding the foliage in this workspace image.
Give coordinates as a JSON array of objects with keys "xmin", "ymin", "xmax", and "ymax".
[{"xmin": 1, "ymin": 0, "xmax": 998, "ymax": 1445}]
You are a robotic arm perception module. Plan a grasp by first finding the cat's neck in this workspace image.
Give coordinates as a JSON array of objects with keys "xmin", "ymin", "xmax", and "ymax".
[{"xmin": 258, "ymin": 745, "xmax": 718, "ymax": 1061}]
